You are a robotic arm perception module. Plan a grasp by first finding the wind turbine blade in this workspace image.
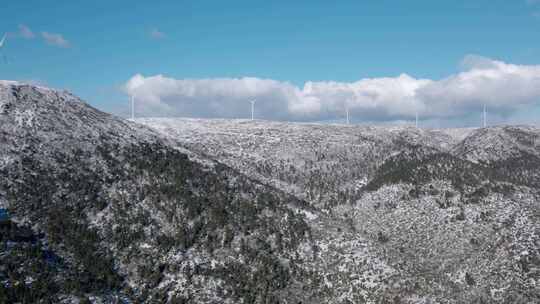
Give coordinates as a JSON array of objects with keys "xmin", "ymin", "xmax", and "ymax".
[{"xmin": 0, "ymin": 34, "xmax": 6, "ymax": 48}]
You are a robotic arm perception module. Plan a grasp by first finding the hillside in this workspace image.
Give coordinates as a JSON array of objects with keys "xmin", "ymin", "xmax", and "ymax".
[
  {"xmin": 137, "ymin": 119, "xmax": 468, "ymax": 208},
  {"xmin": 0, "ymin": 82, "xmax": 316, "ymax": 303},
  {"xmin": 140, "ymin": 117, "xmax": 540, "ymax": 303},
  {"xmin": 0, "ymin": 82, "xmax": 538, "ymax": 303}
]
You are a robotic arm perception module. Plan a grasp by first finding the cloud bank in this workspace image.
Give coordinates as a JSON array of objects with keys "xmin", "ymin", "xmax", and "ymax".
[{"xmin": 124, "ymin": 56, "xmax": 540, "ymax": 124}]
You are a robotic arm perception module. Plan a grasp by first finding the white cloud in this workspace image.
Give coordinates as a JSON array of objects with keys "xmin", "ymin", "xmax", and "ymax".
[
  {"xmin": 123, "ymin": 56, "xmax": 540, "ymax": 123},
  {"xmin": 41, "ymin": 32, "xmax": 71, "ymax": 48},
  {"xmin": 18, "ymin": 24, "xmax": 35, "ymax": 39},
  {"xmin": 6, "ymin": 24, "xmax": 35, "ymax": 39},
  {"xmin": 296, "ymin": 74, "xmax": 432, "ymax": 120},
  {"xmin": 125, "ymin": 75, "xmax": 295, "ymax": 119},
  {"xmin": 418, "ymin": 56, "xmax": 540, "ymax": 117},
  {"xmin": 149, "ymin": 28, "xmax": 166, "ymax": 40}
]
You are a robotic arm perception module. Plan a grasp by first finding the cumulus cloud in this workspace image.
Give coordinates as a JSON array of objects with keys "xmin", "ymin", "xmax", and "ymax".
[
  {"xmin": 149, "ymin": 28, "xmax": 166, "ymax": 39},
  {"xmin": 125, "ymin": 75, "xmax": 295, "ymax": 119},
  {"xmin": 123, "ymin": 56, "xmax": 540, "ymax": 123},
  {"xmin": 418, "ymin": 56, "xmax": 540, "ymax": 117},
  {"xmin": 41, "ymin": 32, "xmax": 71, "ymax": 48}
]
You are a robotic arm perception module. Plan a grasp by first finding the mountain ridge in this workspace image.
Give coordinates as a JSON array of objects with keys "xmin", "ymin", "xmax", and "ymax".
[
  {"xmin": 0, "ymin": 82, "xmax": 318, "ymax": 303},
  {"xmin": 139, "ymin": 116, "xmax": 540, "ymax": 303},
  {"xmin": 0, "ymin": 82, "xmax": 539, "ymax": 303}
]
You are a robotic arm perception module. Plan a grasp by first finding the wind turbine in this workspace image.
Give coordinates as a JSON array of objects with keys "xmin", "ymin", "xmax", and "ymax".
[
  {"xmin": 0, "ymin": 33, "xmax": 6, "ymax": 49},
  {"xmin": 249, "ymin": 99, "xmax": 256, "ymax": 121},
  {"xmin": 0, "ymin": 33, "xmax": 7, "ymax": 64},
  {"xmin": 345, "ymin": 106, "xmax": 350, "ymax": 125},
  {"xmin": 482, "ymin": 104, "xmax": 487, "ymax": 128},
  {"xmin": 130, "ymin": 95, "xmax": 135, "ymax": 120}
]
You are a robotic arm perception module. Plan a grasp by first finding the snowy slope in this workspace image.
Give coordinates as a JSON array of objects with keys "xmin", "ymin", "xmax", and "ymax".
[
  {"xmin": 137, "ymin": 118, "xmax": 465, "ymax": 208},
  {"xmin": 140, "ymin": 117, "xmax": 540, "ymax": 303},
  {"xmin": 0, "ymin": 82, "xmax": 317, "ymax": 303},
  {"xmin": 1, "ymin": 82, "xmax": 538, "ymax": 303},
  {"xmin": 452, "ymin": 125, "xmax": 540, "ymax": 163}
]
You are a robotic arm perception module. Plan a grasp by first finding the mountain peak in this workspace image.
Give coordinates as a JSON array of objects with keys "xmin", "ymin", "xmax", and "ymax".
[
  {"xmin": 0, "ymin": 80, "xmax": 81, "ymax": 113},
  {"xmin": 0, "ymin": 81, "xmax": 161, "ymax": 152},
  {"xmin": 0, "ymin": 80, "xmax": 64, "ymax": 94}
]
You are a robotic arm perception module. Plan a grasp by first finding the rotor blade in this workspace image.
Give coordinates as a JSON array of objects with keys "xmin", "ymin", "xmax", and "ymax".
[{"xmin": 0, "ymin": 34, "xmax": 6, "ymax": 48}]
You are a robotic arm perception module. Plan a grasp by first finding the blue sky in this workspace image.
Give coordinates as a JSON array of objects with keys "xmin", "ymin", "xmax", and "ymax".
[{"xmin": 1, "ymin": 1, "xmax": 540, "ymax": 126}]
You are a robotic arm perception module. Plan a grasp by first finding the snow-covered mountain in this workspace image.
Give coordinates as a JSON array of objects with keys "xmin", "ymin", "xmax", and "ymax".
[
  {"xmin": 0, "ymin": 82, "xmax": 538, "ymax": 303},
  {"xmin": 0, "ymin": 83, "xmax": 316, "ymax": 303},
  {"xmin": 453, "ymin": 125, "xmax": 540, "ymax": 163},
  {"xmin": 139, "ymin": 117, "xmax": 540, "ymax": 303},
  {"xmin": 136, "ymin": 118, "xmax": 458, "ymax": 207},
  {"xmin": 137, "ymin": 118, "xmax": 540, "ymax": 202}
]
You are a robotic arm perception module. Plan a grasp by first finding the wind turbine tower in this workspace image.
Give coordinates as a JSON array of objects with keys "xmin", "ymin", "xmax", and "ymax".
[
  {"xmin": 346, "ymin": 106, "xmax": 350, "ymax": 125},
  {"xmin": 249, "ymin": 99, "xmax": 256, "ymax": 121},
  {"xmin": 131, "ymin": 95, "xmax": 135, "ymax": 120},
  {"xmin": 483, "ymin": 104, "xmax": 487, "ymax": 128}
]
